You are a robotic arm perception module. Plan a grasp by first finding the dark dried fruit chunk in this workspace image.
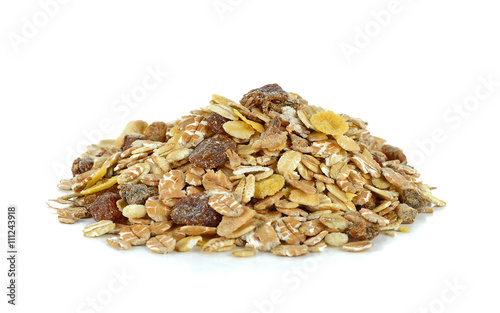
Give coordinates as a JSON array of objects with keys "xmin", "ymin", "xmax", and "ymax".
[
  {"xmin": 207, "ymin": 113, "xmax": 230, "ymax": 136},
  {"xmin": 396, "ymin": 203, "xmax": 418, "ymax": 224},
  {"xmin": 88, "ymin": 193, "xmax": 127, "ymax": 223},
  {"xmin": 83, "ymin": 185, "xmax": 120, "ymax": 207},
  {"xmin": 348, "ymin": 222, "xmax": 379, "ymax": 241},
  {"xmin": 240, "ymin": 84, "xmax": 290, "ymax": 111},
  {"xmin": 171, "ymin": 193, "xmax": 222, "ymax": 227},
  {"xmin": 399, "ymin": 188, "xmax": 428, "ymax": 212},
  {"xmin": 382, "ymin": 145, "xmax": 407, "ymax": 164},
  {"xmin": 119, "ymin": 183, "xmax": 158, "ymax": 205},
  {"xmin": 120, "ymin": 135, "xmax": 141, "ymax": 151},
  {"xmin": 72, "ymin": 158, "xmax": 94, "ymax": 177},
  {"xmin": 144, "ymin": 122, "xmax": 169, "ymax": 142},
  {"xmin": 189, "ymin": 136, "xmax": 236, "ymax": 169}
]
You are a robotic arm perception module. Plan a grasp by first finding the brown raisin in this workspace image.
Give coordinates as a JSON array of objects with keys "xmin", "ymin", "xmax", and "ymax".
[
  {"xmin": 382, "ymin": 145, "xmax": 407, "ymax": 164},
  {"xmin": 396, "ymin": 203, "xmax": 418, "ymax": 224},
  {"xmin": 170, "ymin": 193, "xmax": 222, "ymax": 227},
  {"xmin": 88, "ymin": 193, "xmax": 127, "ymax": 223},
  {"xmin": 119, "ymin": 183, "xmax": 158, "ymax": 205},
  {"xmin": 83, "ymin": 185, "xmax": 120, "ymax": 208},
  {"xmin": 240, "ymin": 84, "xmax": 299, "ymax": 112},
  {"xmin": 207, "ymin": 113, "xmax": 230, "ymax": 136},
  {"xmin": 71, "ymin": 158, "xmax": 94, "ymax": 177},
  {"xmin": 188, "ymin": 136, "xmax": 236, "ymax": 169},
  {"xmin": 399, "ymin": 188, "xmax": 428, "ymax": 212},
  {"xmin": 144, "ymin": 122, "xmax": 168, "ymax": 142},
  {"xmin": 120, "ymin": 135, "xmax": 140, "ymax": 151}
]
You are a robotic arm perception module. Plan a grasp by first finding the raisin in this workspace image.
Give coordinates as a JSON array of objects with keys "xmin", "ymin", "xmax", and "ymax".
[
  {"xmin": 399, "ymin": 188, "xmax": 428, "ymax": 212},
  {"xmin": 88, "ymin": 192, "xmax": 127, "ymax": 223},
  {"xmin": 207, "ymin": 113, "xmax": 230, "ymax": 136},
  {"xmin": 83, "ymin": 185, "xmax": 120, "ymax": 207},
  {"xmin": 144, "ymin": 122, "xmax": 169, "ymax": 142},
  {"xmin": 189, "ymin": 136, "xmax": 236, "ymax": 169},
  {"xmin": 120, "ymin": 135, "xmax": 140, "ymax": 151},
  {"xmin": 382, "ymin": 145, "xmax": 407, "ymax": 164},
  {"xmin": 240, "ymin": 83, "xmax": 290, "ymax": 110},
  {"xmin": 170, "ymin": 193, "xmax": 222, "ymax": 227},
  {"xmin": 119, "ymin": 183, "xmax": 158, "ymax": 205},
  {"xmin": 72, "ymin": 157, "xmax": 94, "ymax": 177}
]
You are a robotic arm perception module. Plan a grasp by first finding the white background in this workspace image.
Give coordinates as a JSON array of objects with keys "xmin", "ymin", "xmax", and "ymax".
[{"xmin": 1, "ymin": 1, "xmax": 499, "ymax": 312}]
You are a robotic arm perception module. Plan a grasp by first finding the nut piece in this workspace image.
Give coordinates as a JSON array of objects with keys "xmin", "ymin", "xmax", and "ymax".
[
  {"xmin": 271, "ymin": 245, "xmax": 309, "ymax": 257},
  {"xmin": 83, "ymin": 220, "xmax": 115, "ymax": 237},
  {"xmin": 342, "ymin": 240, "xmax": 373, "ymax": 253},
  {"xmin": 122, "ymin": 204, "xmax": 147, "ymax": 219},
  {"xmin": 325, "ymin": 233, "xmax": 349, "ymax": 247}
]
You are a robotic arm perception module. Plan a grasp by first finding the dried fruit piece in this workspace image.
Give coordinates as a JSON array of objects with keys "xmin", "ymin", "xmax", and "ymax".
[
  {"xmin": 83, "ymin": 220, "xmax": 115, "ymax": 237},
  {"xmin": 171, "ymin": 193, "xmax": 222, "ymax": 227},
  {"xmin": 223, "ymin": 121, "xmax": 255, "ymax": 139},
  {"xmin": 310, "ymin": 111, "xmax": 349, "ymax": 136},
  {"xmin": 72, "ymin": 158, "xmax": 94, "ymax": 177},
  {"xmin": 254, "ymin": 174, "xmax": 285, "ymax": 199},
  {"xmin": 189, "ymin": 136, "xmax": 236, "ymax": 169},
  {"xmin": 120, "ymin": 134, "xmax": 141, "ymax": 151},
  {"xmin": 207, "ymin": 112, "xmax": 230, "ymax": 135},
  {"xmin": 400, "ymin": 188, "xmax": 428, "ymax": 212},
  {"xmin": 395, "ymin": 203, "xmax": 418, "ymax": 224},
  {"xmin": 240, "ymin": 84, "xmax": 289, "ymax": 110},
  {"xmin": 119, "ymin": 183, "xmax": 158, "ymax": 205},
  {"xmin": 144, "ymin": 121, "xmax": 168, "ymax": 142},
  {"xmin": 81, "ymin": 177, "xmax": 118, "ymax": 195},
  {"xmin": 382, "ymin": 144, "xmax": 407, "ymax": 163},
  {"xmin": 88, "ymin": 193, "xmax": 127, "ymax": 223}
]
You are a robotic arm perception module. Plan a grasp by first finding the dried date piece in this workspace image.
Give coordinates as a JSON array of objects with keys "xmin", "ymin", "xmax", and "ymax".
[
  {"xmin": 348, "ymin": 222, "xmax": 379, "ymax": 241},
  {"xmin": 207, "ymin": 113, "xmax": 230, "ymax": 136},
  {"xmin": 240, "ymin": 83, "xmax": 295, "ymax": 112},
  {"xmin": 88, "ymin": 193, "xmax": 127, "ymax": 223},
  {"xmin": 171, "ymin": 193, "xmax": 222, "ymax": 227},
  {"xmin": 72, "ymin": 158, "xmax": 94, "ymax": 177},
  {"xmin": 382, "ymin": 145, "xmax": 407, "ymax": 163},
  {"xmin": 119, "ymin": 183, "xmax": 158, "ymax": 205},
  {"xmin": 83, "ymin": 185, "xmax": 120, "ymax": 208},
  {"xmin": 144, "ymin": 121, "xmax": 168, "ymax": 142},
  {"xmin": 120, "ymin": 134, "xmax": 141, "ymax": 151},
  {"xmin": 396, "ymin": 203, "xmax": 418, "ymax": 224},
  {"xmin": 399, "ymin": 188, "xmax": 428, "ymax": 212},
  {"xmin": 189, "ymin": 136, "xmax": 236, "ymax": 169}
]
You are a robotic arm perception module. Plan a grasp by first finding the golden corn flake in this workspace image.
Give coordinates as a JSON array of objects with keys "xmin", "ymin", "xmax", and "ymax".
[
  {"xmin": 254, "ymin": 174, "xmax": 285, "ymax": 199},
  {"xmin": 310, "ymin": 111, "xmax": 349, "ymax": 136},
  {"xmin": 233, "ymin": 109, "xmax": 265, "ymax": 133}
]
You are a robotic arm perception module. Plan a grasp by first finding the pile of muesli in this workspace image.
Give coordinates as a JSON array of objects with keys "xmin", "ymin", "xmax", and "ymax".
[{"xmin": 47, "ymin": 84, "xmax": 446, "ymax": 257}]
